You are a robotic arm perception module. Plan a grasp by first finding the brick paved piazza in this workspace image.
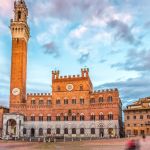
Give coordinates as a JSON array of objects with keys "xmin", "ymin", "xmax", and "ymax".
[{"xmin": 0, "ymin": 137, "xmax": 150, "ymax": 150}]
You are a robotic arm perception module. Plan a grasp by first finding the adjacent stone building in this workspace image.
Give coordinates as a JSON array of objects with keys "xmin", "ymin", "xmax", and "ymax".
[
  {"xmin": 2, "ymin": 0, "xmax": 123, "ymax": 139},
  {"xmin": 0, "ymin": 106, "xmax": 9, "ymax": 137},
  {"xmin": 124, "ymin": 97, "xmax": 150, "ymax": 137}
]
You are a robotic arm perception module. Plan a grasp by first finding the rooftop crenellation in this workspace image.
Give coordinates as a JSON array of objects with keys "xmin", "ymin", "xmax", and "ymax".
[
  {"xmin": 52, "ymin": 68, "xmax": 90, "ymax": 80},
  {"xmin": 93, "ymin": 88, "xmax": 118, "ymax": 94},
  {"xmin": 27, "ymin": 93, "xmax": 52, "ymax": 96}
]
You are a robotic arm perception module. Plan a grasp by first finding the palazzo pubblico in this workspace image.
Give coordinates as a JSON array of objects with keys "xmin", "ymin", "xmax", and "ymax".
[{"xmin": 0, "ymin": 0, "xmax": 123, "ymax": 139}]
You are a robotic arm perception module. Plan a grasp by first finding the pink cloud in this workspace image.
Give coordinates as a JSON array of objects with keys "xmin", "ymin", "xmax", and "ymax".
[{"xmin": 0, "ymin": 0, "xmax": 14, "ymax": 18}]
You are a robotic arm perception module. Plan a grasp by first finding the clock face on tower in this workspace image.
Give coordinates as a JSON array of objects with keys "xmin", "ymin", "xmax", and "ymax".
[
  {"xmin": 12, "ymin": 88, "xmax": 20, "ymax": 96},
  {"xmin": 66, "ymin": 84, "xmax": 74, "ymax": 91}
]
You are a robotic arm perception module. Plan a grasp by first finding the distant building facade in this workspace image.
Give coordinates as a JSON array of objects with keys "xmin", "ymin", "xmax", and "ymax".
[
  {"xmin": 2, "ymin": 0, "xmax": 123, "ymax": 139},
  {"xmin": 124, "ymin": 97, "xmax": 150, "ymax": 137},
  {"xmin": 0, "ymin": 106, "xmax": 9, "ymax": 137}
]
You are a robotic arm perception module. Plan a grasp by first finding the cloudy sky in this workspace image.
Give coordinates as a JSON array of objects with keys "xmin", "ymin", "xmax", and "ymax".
[{"xmin": 0, "ymin": 0, "xmax": 150, "ymax": 107}]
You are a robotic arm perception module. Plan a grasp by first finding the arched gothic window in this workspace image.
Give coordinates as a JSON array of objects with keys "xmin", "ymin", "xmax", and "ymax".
[
  {"xmin": 107, "ymin": 96, "xmax": 113, "ymax": 102},
  {"xmin": 39, "ymin": 128, "xmax": 43, "ymax": 136},
  {"xmin": 99, "ymin": 113, "xmax": 104, "ymax": 120},
  {"xmin": 99, "ymin": 97, "xmax": 104, "ymax": 103},
  {"xmin": 91, "ymin": 128, "xmax": 95, "ymax": 134},
  {"xmin": 90, "ymin": 113, "xmax": 95, "ymax": 121},
  {"xmin": 64, "ymin": 128, "xmax": 68, "ymax": 134},
  {"xmin": 56, "ymin": 128, "xmax": 60, "ymax": 134},
  {"xmin": 18, "ymin": 11, "xmax": 21, "ymax": 20},
  {"xmin": 80, "ymin": 114, "xmax": 85, "ymax": 121},
  {"xmin": 72, "ymin": 114, "xmax": 76, "ymax": 121},
  {"xmin": 23, "ymin": 128, "xmax": 26, "ymax": 135},
  {"xmin": 108, "ymin": 112, "xmax": 113, "ymax": 120},
  {"xmin": 47, "ymin": 128, "xmax": 51, "ymax": 134},
  {"xmin": 72, "ymin": 128, "xmax": 76, "ymax": 134},
  {"xmin": 80, "ymin": 128, "xmax": 84, "ymax": 134}
]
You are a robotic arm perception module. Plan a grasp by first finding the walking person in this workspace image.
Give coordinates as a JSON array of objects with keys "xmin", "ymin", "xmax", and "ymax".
[{"xmin": 125, "ymin": 139, "xmax": 136, "ymax": 150}]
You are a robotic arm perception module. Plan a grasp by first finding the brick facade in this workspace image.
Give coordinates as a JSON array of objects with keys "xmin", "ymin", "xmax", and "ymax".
[{"xmin": 124, "ymin": 97, "xmax": 150, "ymax": 137}]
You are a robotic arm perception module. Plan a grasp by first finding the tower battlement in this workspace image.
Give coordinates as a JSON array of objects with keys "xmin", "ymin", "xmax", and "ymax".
[
  {"xmin": 52, "ymin": 68, "xmax": 89, "ymax": 81},
  {"xmin": 27, "ymin": 93, "xmax": 52, "ymax": 96},
  {"xmin": 93, "ymin": 88, "xmax": 118, "ymax": 94},
  {"xmin": 14, "ymin": 0, "xmax": 27, "ymax": 10},
  {"xmin": 10, "ymin": 0, "xmax": 30, "ymax": 42}
]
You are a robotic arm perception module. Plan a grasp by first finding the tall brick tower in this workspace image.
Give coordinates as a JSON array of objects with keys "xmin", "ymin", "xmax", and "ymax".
[{"xmin": 10, "ymin": 0, "xmax": 30, "ymax": 108}]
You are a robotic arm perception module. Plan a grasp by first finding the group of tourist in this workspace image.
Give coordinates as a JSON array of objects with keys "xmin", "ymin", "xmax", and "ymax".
[{"xmin": 125, "ymin": 134, "xmax": 146, "ymax": 150}]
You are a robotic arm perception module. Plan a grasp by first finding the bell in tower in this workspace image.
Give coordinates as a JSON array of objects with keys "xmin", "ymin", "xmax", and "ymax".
[
  {"xmin": 10, "ymin": 0, "xmax": 30, "ymax": 42},
  {"xmin": 14, "ymin": 0, "xmax": 28, "ymax": 22}
]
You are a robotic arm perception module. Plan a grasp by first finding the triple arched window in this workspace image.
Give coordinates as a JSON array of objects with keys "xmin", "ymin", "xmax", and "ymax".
[
  {"xmin": 56, "ymin": 114, "xmax": 61, "ymax": 121},
  {"xmin": 99, "ymin": 113, "xmax": 104, "ymax": 120},
  {"xmin": 99, "ymin": 97, "xmax": 104, "ymax": 103},
  {"xmin": 39, "ymin": 128, "xmax": 43, "ymax": 136},
  {"xmin": 107, "ymin": 96, "xmax": 113, "ymax": 102},
  {"xmin": 108, "ymin": 112, "xmax": 113, "ymax": 120},
  {"xmin": 90, "ymin": 113, "xmax": 95, "ymax": 121},
  {"xmin": 18, "ymin": 11, "xmax": 21, "ymax": 20},
  {"xmin": 47, "ymin": 128, "xmax": 51, "ymax": 134},
  {"xmin": 31, "ymin": 115, "xmax": 35, "ymax": 121},
  {"xmin": 72, "ymin": 114, "xmax": 76, "ymax": 121},
  {"xmin": 39, "ymin": 115, "xmax": 43, "ymax": 121},
  {"xmin": 80, "ymin": 114, "xmax": 85, "ymax": 121}
]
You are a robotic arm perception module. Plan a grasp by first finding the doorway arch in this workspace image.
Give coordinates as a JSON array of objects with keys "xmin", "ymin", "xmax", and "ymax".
[
  {"xmin": 99, "ymin": 128, "xmax": 104, "ymax": 138},
  {"xmin": 108, "ymin": 128, "xmax": 114, "ymax": 137},
  {"xmin": 6, "ymin": 119, "xmax": 17, "ymax": 137},
  {"xmin": 31, "ymin": 128, "xmax": 35, "ymax": 137}
]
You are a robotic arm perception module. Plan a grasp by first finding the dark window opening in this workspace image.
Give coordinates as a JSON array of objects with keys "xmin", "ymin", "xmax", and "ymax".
[
  {"xmin": 64, "ymin": 99, "xmax": 68, "ymax": 105},
  {"xmin": 56, "ymin": 128, "xmax": 60, "ymax": 134},
  {"xmin": 47, "ymin": 128, "xmax": 51, "ymax": 134},
  {"xmin": 72, "ymin": 115, "xmax": 76, "ymax": 121},
  {"xmin": 64, "ymin": 128, "xmax": 68, "ymax": 134},
  {"xmin": 90, "ymin": 115, "xmax": 95, "ymax": 121},
  {"xmin": 18, "ymin": 11, "xmax": 21, "ymax": 20},
  {"xmin": 56, "ymin": 100, "xmax": 61, "ymax": 105},
  {"xmin": 80, "ymin": 99, "xmax": 84, "ymax": 104},
  {"xmin": 57, "ymin": 86, "xmax": 61, "ymax": 91},
  {"xmin": 91, "ymin": 128, "xmax": 95, "ymax": 134},
  {"xmin": 31, "ymin": 116, "xmax": 35, "ymax": 121},
  {"xmin": 64, "ymin": 116, "xmax": 68, "ymax": 121},
  {"xmin": 39, "ymin": 100, "xmax": 44, "ymax": 105},
  {"xmin": 99, "ymin": 97, "xmax": 104, "ymax": 103},
  {"xmin": 108, "ymin": 96, "xmax": 113, "ymax": 102},
  {"xmin": 47, "ymin": 116, "xmax": 51, "ymax": 121},
  {"xmin": 72, "ymin": 99, "xmax": 76, "ymax": 104},
  {"xmin": 56, "ymin": 116, "xmax": 61, "ymax": 121},
  {"xmin": 140, "ymin": 115, "xmax": 143, "ymax": 119},
  {"xmin": 47, "ymin": 100, "xmax": 52, "ymax": 105},
  {"xmin": 80, "ymin": 128, "xmax": 84, "ymax": 134},
  {"xmin": 23, "ymin": 128, "xmax": 26, "ymax": 135},
  {"xmin": 99, "ymin": 114, "xmax": 104, "ymax": 120},
  {"xmin": 80, "ymin": 85, "xmax": 83, "ymax": 91},
  {"xmin": 90, "ymin": 98, "xmax": 95, "ymax": 104},
  {"xmin": 108, "ymin": 114, "xmax": 113, "ymax": 120},
  {"xmin": 72, "ymin": 128, "xmax": 76, "ymax": 134},
  {"xmin": 39, "ymin": 128, "xmax": 43, "ymax": 136},
  {"xmin": 39, "ymin": 116, "xmax": 43, "ymax": 121},
  {"xmin": 80, "ymin": 115, "xmax": 85, "ymax": 121}
]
